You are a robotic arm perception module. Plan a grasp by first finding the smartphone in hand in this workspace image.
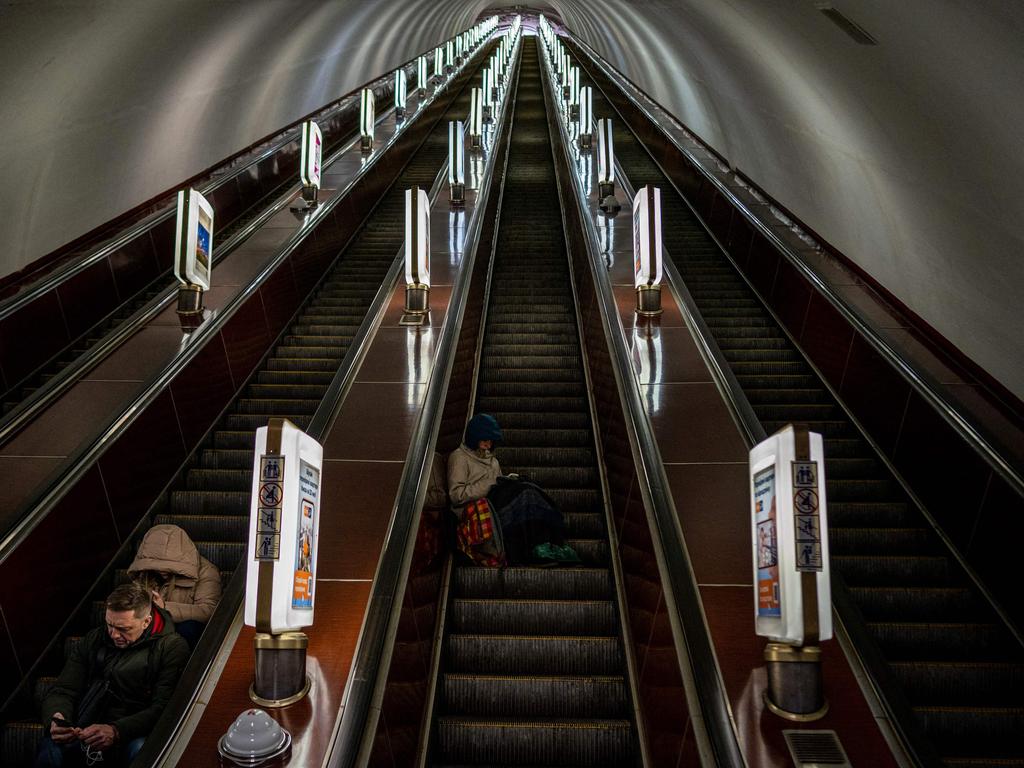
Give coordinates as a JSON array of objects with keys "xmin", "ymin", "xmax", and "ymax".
[{"xmin": 51, "ymin": 716, "xmax": 73, "ymax": 728}]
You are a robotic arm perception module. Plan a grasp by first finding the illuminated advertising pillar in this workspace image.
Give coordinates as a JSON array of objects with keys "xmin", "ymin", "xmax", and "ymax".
[
  {"xmin": 750, "ymin": 425, "xmax": 832, "ymax": 720},
  {"xmin": 448, "ymin": 120, "xmax": 465, "ymax": 206},
  {"xmin": 298, "ymin": 120, "xmax": 322, "ymax": 208},
  {"xmin": 245, "ymin": 418, "xmax": 323, "ymax": 705},
  {"xmin": 482, "ymin": 68, "xmax": 494, "ymax": 122},
  {"xmin": 394, "ymin": 69, "xmax": 407, "ymax": 118},
  {"xmin": 445, "ymin": 40, "xmax": 455, "ymax": 74},
  {"xmin": 633, "ymin": 185, "xmax": 663, "ymax": 316},
  {"xmin": 578, "ymin": 87, "xmax": 594, "ymax": 149},
  {"xmin": 360, "ymin": 88, "xmax": 375, "ymax": 153},
  {"xmin": 597, "ymin": 119, "xmax": 620, "ymax": 213},
  {"xmin": 434, "ymin": 46, "xmax": 444, "ymax": 80},
  {"xmin": 417, "ymin": 56, "xmax": 429, "ymax": 93},
  {"xmin": 401, "ymin": 186, "xmax": 431, "ymax": 324},
  {"xmin": 469, "ymin": 87, "xmax": 483, "ymax": 151},
  {"xmin": 173, "ymin": 188, "xmax": 214, "ymax": 323}
]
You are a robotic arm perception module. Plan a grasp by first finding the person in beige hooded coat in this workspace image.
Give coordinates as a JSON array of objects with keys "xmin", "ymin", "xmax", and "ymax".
[
  {"xmin": 448, "ymin": 413, "xmax": 504, "ymax": 510},
  {"xmin": 128, "ymin": 524, "xmax": 221, "ymax": 649}
]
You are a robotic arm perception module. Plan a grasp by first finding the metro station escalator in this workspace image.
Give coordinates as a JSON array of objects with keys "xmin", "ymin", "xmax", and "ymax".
[
  {"xmin": 586, "ymin": 85, "xmax": 1024, "ymax": 765},
  {"xmin": 0, "ymin": 44, "xmax": 496, "ymax": 768},
  {"xmin": 426, "ymin": 41, "xmax": 638, "ymax": 768}
]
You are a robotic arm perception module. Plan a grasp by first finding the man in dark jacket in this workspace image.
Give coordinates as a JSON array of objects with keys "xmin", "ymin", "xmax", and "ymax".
[{"xmin": 36, "ymin": 582, "xmax": 189, "ymax": 766}]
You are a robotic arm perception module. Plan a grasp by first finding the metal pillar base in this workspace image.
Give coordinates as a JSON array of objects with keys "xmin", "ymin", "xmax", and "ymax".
[
  {"xmin": 400, "ymin": 284, "xmax": 430, "ymax": 326},
  {"xmin": 250, "ymin": 632, "xmax": 310, "ymax": 708},
  {"xmin": 570, "ymin": 104, "xmax": 580, "ymax": 121},
  {"xmin": 578, "ymin": 133, "xmax": 593, "ymax": 151},
  {"xmin": 444, "ymin": 64, "xmax": 453, "ymax": 75},
  {"xmin": 483, "ymin": 106, "xmax": 493, "ymax": 124},
  {"xmin": 562, "ymin": 85, "xmax": 571, "ymax": 100},
  {"xmin": 470, "ymin": 135, "xmax": 482, "ymax": 152},
  {"xmin": 763, "ymin": 643, "xmax": 828, "ymax": 721},
  {"xmin": 636, "ymin": 285, "xmax": 663, "ymax": 316},
  {"xmin": 491, "ymin": 87, "xmax": 500, "ymax": 102},
  {"xmin": 450, "ymin": 182, "xmax": 465, "ymax": 207},
  {"xmin": 395, "ymin": 107, "xmax": 405, "ymax": 120},
  {"xmin": 361, "ymin": 135, "xmax": 373, "ymax": 154},
  {"xmin": 177, "ymin": 284, "xmax": 203, "ymax": 315}
]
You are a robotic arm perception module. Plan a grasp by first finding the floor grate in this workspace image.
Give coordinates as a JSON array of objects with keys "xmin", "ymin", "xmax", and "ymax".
[{"xmin": 783, "ymin": 729, "xmax": 852, "ymax": 767}]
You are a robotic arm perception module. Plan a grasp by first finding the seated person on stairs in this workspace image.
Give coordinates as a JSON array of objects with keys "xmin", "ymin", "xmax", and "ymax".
[
  {"xmin": 447, "ymin": 413, "xmax": 505, "ymax": 512},
  {"xmin": 127, "ymin": 524, "xmax": 221, "ymax": 650},
  {"xmin": 36, "ymin": 583, "xmax": 189, "ymax": 767}
]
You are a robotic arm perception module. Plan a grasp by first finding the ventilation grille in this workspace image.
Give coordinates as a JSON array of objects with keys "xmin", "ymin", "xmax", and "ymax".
[
  {"xmin": 818, "ymin": 6, "xmax": 878, "ymax": 45},
  {"xmin": 783, "ymin": 730, "xmax": 852, "ymax": 767}
]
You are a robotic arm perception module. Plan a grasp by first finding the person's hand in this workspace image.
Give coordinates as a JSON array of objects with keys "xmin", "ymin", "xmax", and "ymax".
[
  {"xmin": 506, "ymin": 473, "xmax": 520, "ymax": 481},
  {"xmin": 49, "ymin": 713, "xmax": 79, "ymax": 744},
  {"xmin": 151, "ymin": 590, "xmax": 165, "ymax": 608},
  {"xmin": 80, "ymin": 723, "xmax": 118, "ymax": 750}
]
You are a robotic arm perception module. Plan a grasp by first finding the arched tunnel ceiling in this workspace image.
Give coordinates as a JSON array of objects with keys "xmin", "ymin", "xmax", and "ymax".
[{"xmin": 1, "ymin": 1, "xmax": 1022, "ymax": 397}]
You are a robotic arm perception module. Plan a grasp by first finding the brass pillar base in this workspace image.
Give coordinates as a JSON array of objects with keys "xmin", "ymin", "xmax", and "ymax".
[
  {"xmin": 636, "ymin": 285, "xmax": 663, "ymax": 316},
  {"xmin": 578, "ymin": 134, "xmax": 592, "ymax": 151},
  {"xmin": 177, "ymin": 284, "xmax": 204, "ymax": 314},
  {"xmin": 449, "ymin": 183, "xmax": 465, "ymax": 207},
  {"xmin": 361, "ymin": 136, "xmax": 373, "ymax": 154},
  {"xmin": 763, "ymin": 642, "xmax": 828, "ymax": 721},
  {"xmin": 250, "ymin": 632, "xmax": 310, "ymax": 708},
  {"xmin": 400, "ymin": 284, "xmax": 430, "ymax": 326}
]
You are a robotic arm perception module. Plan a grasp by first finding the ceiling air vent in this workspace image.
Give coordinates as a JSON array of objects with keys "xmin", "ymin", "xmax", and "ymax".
[
  {"xmin": 783, "ymin": 729, "xmax": 852, "ymax": 768},
  {"xmin": 817, "ymin": 6, "xmax": 878, "ymax": 45}
]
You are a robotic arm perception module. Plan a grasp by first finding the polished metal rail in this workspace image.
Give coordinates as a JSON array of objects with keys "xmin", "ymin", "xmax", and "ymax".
[
  {"xmin": 324, "ymin": 36, "xmax": 522, "ymax": 768},
  {"xmin": 538, "ymin": 41, "xmax": 746, "ymax": 768},
  {"xmin": 565, "ymin": 33, "xmax": 1024, "ymax": 501}
]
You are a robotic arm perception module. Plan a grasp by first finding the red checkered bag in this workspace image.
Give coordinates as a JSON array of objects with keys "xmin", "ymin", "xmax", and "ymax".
[{"xmin": 456, "ymin": 497, "xmax": 506, "ymax": 567}]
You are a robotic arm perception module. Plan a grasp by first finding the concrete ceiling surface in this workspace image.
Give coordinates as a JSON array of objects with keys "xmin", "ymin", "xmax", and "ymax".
[{"xmin": 1, "ymin": 0, "xmax": 1021, "ymax": 398}]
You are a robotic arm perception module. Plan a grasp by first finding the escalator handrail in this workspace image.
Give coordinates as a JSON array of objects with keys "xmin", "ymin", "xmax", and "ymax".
[
  {"xmin": 562, "ymin": 32, "xmax": 1024, "ymax": 502},
  {"xmin": 325, "ymin": 32, "xmax": 521, "ymax": 768},
  {"xmin": 538, "ymin": 43, "xmax": 746, "ymax": 768},
  {"xmin": 0, "ymin": 58, "xmax": 461, "ymax": 566},
  {"xmin": 0, "ymin": 56, "xmax": 422, "ymax": 321}
]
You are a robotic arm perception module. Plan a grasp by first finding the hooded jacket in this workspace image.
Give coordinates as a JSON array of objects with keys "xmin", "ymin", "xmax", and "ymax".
[
  {"xmin": 41, "ymin": 606, "xmax": 189, "ymax": 742},
  {"xmin": 128, "ymin": 525, "xmax": 221, "ymax": 624},
  {"xmin": 447, "ymin": 445, "xmax": 502, "ymax": 507}
]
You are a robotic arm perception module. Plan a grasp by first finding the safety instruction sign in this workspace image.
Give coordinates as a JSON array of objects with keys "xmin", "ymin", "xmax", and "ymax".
[
  {"xmin": 792, "ymin": 460, "xmax": 823, "ymax": 571},
  {"xmin": 292, "ymin": 460, "xmax": 320, "ymax": 609},
  {"xmin": 754, "ymin": 466, "xmax": 781, "ymax": 617},
  {"xmin": 255, "ymin": 455, "xmax": 284, "ymax": 561}
]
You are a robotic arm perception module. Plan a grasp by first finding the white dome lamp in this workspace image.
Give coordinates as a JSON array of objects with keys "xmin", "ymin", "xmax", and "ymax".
[{"xmin": 218, "ymin": 708, "xmax": 292, "ymax": 766}]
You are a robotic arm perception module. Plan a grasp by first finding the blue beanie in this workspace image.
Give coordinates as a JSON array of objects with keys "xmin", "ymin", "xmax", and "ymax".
[{"xmin": 464, "ymin": 413, "xmax": 502, "ymax": 448}]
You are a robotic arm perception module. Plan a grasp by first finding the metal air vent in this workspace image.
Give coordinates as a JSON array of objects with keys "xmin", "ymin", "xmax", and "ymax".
[
  {"xmin": 783, "ymin": 729, "xmax": 852, "ymax": 768},
  {"xmin": 817, "ymin": 6, "xmax": 878, "ymax": 45}
]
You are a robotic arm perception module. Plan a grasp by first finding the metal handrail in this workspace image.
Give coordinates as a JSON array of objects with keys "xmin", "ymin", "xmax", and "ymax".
[
  {"xmin": 0, "ymin": 62, "xmax": 415, "ymax": 321},
  {"xmin": 324, "ymin": 33, "xmax": 521, "ymax": 768},
  {"xmin": 0, "ymin": 49, "xmax": 472, "ymax": 566},
  {"xmin": 563, "ymin": 33, "xmax": 1024, "ymax": 500},
  {"xmin": 538, "ymin": 40, "xmax": 745, "ymax": 768}
]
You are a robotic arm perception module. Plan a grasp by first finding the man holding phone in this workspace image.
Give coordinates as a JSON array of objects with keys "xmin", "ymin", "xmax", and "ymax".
[{"xmin": 36, "ymin": 582, "xmax": 189, "ymax": 766}]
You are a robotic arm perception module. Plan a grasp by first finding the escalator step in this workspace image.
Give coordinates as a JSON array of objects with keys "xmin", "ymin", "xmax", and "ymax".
[
  {"xmin": 436, "ymin": 717, "xmax": 633, "ymax": 766},
  {"xmin": 454, "ymin": 567, "xmax": 612, "ymax": 600},
  {"xmin": 443, "ymin": 674, "xmax": 629, "ymax": 718},
  {"xmin": 451, "ymin": 599, "xmax": 616, "ymax": 636},
  {"xmin": 832, "ymin": 555, "xmax": 958, "ymax": 585},
  {"xmin": 847, "ymin": 587, "xmax": 982, "ymax": 622},
  {"xmin": 892, "ymin": 661, "xmax": 1024, "ymax": 706},
  {"xmin": 868, "ymin": 622, "xmax": 1015, "ymax": 661},
  {"xmin": 447, "ymin": 635, "xmax": 623, "ymax": 676}
]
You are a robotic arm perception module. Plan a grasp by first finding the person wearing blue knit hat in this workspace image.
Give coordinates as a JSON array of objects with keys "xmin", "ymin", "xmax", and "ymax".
[{"xmin": 447, "ymin": 413, "xmax": 504, "ymax": 511}]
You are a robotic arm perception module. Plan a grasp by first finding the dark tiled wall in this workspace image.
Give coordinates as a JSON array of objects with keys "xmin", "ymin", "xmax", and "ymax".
[
  {"xmin": 0, "ymin": 67, "xmax": 471, "ymax": 709},
  {"xmin": 571, "ymin": 40, "xmax": 1024, "ymax": 632}
]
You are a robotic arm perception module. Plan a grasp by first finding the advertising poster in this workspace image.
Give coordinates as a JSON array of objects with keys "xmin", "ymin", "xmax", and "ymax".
[
  {"xmin": 754, "ymin": 465, "xmax": 781, "ymax": 617},
  {"xmin": 195, "ymin": 206, "xmax": 212, "ymax": 277},
  {"xmin": 292, "ymin": 459, "xmax": 320, "ymax": 609}
]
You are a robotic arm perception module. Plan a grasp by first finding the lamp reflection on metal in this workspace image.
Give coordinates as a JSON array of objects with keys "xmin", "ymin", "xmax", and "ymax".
[
  {"xmin": 597, "ymin": 119, "xmax": 620, "ymax": 214},
  {"xmin": 469, "ymin": 88, "xmax": 483, "ymax": 152},
  {"xmin": 405, "ymin": 326, "xmax": 432, "ymax": 405},
  {"xmin": 482, "ymin": 69, "xmax": 494, "ymax": 122},
  {"xmin": 401, "ymin": 186, "xmax": 430, "ymax": 325},
  {"xmin": 417, "ymin": 56, "xmax": 429, "ymax": 93},
  {"xmin": 359, "ymin": 88, "xmax": 374, "ymax": 153},
  {"xmin": 633, "ymin": 185, "xmax": 664, "ymax": 316},
  {"xmin": 445, "ymin": 40, "xmax": 455, "ymax": 74},
  {"xmin": 449, "ymin": 209, "xmax": 465, "ymax": 266},
  {"xmin": 394, "ymin": 70, "xmax": 407, "ymax": 119},
  {"xmin": 434, "ymin": 47, "xmax": 444, "ymax": 80},
  {"xmin": 578, "ymin": 87, "xmax": 593, "ymax": 149},
  {"xmin": 600, "ymin": 213, "xmax": 615, "ymax": 270},
  {"xmin": 448, "ymin": 121, "xmax": 465, "ymax": 206},
  {"xmin": 633, "ymin": 324, "xmax": 664, "ymax": 411}
]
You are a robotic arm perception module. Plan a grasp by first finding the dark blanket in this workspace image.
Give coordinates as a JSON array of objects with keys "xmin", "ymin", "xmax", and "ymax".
[{"xmin": 487, "ymin": 478, "xmax": 566, "ymax": 564}]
